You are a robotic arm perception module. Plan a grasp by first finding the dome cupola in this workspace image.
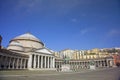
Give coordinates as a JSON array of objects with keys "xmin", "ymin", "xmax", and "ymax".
[
  {"xmin": 7, "ymin": 41, "xmax": 24, "ymax": 52},
  {"xmin": 7, "ymin": 33, "xmax": 44, "ymax": 51}
]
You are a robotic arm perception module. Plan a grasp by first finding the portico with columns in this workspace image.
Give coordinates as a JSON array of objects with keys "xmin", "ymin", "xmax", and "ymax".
[{"xmin": 28, "ymin": 48, "xmax": 55, "ymax": 70}]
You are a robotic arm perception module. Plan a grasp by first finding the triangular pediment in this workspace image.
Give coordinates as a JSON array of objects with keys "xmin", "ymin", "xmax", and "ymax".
[{"xmin": 35, "ymin": 48, "xmax": 53, "ymax": 54}]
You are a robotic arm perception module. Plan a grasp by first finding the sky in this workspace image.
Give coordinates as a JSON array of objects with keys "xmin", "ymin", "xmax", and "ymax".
[{"xmin": 0, "ymin": 0, "xmax": 120, "ymax": 51}]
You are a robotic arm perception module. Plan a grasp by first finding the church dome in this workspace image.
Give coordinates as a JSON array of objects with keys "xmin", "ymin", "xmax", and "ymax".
[
  {"xmin": 7, "ymin": 41, "xmax": 24, "ymax": 52},
  {"xmin": 13, "ymin": 33, "xmax": 40, "ymax": 42},
  {"xmin": 8, "ymin": 33, "xmax": 44, "ymax": 51}
]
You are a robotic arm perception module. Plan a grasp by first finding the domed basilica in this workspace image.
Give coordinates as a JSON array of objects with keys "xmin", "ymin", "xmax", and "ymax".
[{"xmin": 0, "ymin": 33, "xmax": 55, "ymax": 70}]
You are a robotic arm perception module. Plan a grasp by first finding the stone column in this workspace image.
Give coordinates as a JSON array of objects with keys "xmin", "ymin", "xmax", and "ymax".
[
  {"xmin": 37, "ymin": 55, "xmax": 40, "ymax": 68},
  {"xmin": 53, "ymin": 57, "xmax": 55, "ymax": 68},
  {"xmin": 50, "ymin": 57, "xmax": 52, "ymax": 68},
  {"xmin": 35, "ymin": 55, "xmax": 38, "ymax": 68},
  {"xmin": 100, "ymin": 61, "xmax": 102, "ymax": 67},
  {"xmin": 48, "ymin": 57, "xmax": 50, "ymax": 68},
  {"xmin": 8, "ymin": 57, "xmax": 11, "ymax": 69},
  {"xmin": 46, "ymin": 56, "xmax": 48, "ymax": 68},
  {"xmin": 107, "ymin": 60, "xmax": 110, "ymax": 67},
  {"xmin": 52, "ymin": 57, "xmax": 54, "ymax": 68},
  {"xmin": 28, "ymin": 54, "xmax": 32, "ymax": 69},
  {"xmin": 109, "ymin": 60, "xmax": 113, "ymax": 67},
  {"xmin": 41, "ymin": 56, "xmax": 43, "ymax": 68},
  {"xmin": 16, "ymin": 58, "xmax": 19, "ymax": 69},
  {"xmin": 82, "ymin": 62, "xmax": 84, "ymax": 68},
  {"xmin": 83, "ymin": 62, "xmax": 84, "ymax": 68},
  {"xmin": 22, "ymin": 59, "xmax": 24, "ymax": 69},
  {"xmin": 45, "ymin": 56, "xmax": 46, "ymax": 68},
  {"xmin": 34, "ymin": 55, "xmax": 36, "ymax": 68},
  {"xmin": 78, "ymin": 61, "xmax": 79, "ymax": 69},
  {"xmin": 20, "ymin": 58, "xmax": 23, "ymax": 69},
  {"xmin": 23, "ymin": 59, "xmax": 26, "ymax": 69},
  {"xmin": 12, "ymin": 58, "xmax": 15, "ymax": 69}
]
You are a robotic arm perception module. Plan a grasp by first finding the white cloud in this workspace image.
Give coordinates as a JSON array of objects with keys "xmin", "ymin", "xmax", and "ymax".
[
  {"xmin": 101, "ymin": 29, "xmax": 120, "ymax": 43},
  {"xmin": 81, "ymin": 14, "xmax": 87, "ymax": 17},
  {"xmin": 14, "ymin": 0, "xmax": 43, "ymax": 15},
  {"xmin": 80, "ymin": 29, "xmax": 89, "ymax": 35},
  {"xmin": 108, "ymin": 29, "xmax": 120, "ymax": 37},
  {"xmin": 13, "ymin": 0, "xmax": 93, "ymax": 16},
  {"xmin": 80, "ymin": 27, "xmax": 96, "ymax": 35},
  {"xmin": 12, "ymin": 0, "xmax": 106, "ymax": 18},
  {"xmin": 71, "ymin": 19, "xmax": 77, "ymax": 22}
]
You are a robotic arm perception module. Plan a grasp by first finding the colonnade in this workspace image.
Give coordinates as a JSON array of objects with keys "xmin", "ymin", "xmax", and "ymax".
[
  {"xmin": 28, "ymin": 54, "xmax": 55, "ymax": 69},
  {"xmin": 0, "ymin": 53, "xmax": 28, "ymax": 70},
  {"xmin": 55, "ymin": 58, "xmax": 114, "ymax": 71}
]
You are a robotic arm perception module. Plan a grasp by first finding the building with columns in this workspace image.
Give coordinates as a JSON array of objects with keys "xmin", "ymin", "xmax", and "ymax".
[
  {"xmin": 55, "ymin": 49, "xmax": 115, "ymax": 71},
  {"xmin": 0, "ymin": 48, "xmax": 28, "ymax": 69},
  {"xmin": 0, "ymin": 33, "xmax": 55, "ymax": 70},
  {"xmin": 0, "ymin": 33, "xmax": 118, "ymax": 71}
]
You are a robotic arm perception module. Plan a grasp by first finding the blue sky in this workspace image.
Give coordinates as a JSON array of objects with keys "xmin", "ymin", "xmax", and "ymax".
[{"xmin": 0, "ymin": 0, "xmax": 120, "ymax": 51}]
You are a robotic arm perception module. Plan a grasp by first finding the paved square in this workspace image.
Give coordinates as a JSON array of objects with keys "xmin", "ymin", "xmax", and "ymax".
[{"xmin": 0, "ymin": 68, "xmax": 120, "ymax": 80}]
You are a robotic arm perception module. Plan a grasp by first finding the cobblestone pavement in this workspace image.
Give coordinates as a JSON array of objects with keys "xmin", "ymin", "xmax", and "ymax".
[{"xmin": 0, "ymin": 67, "xmax": 120, "ymax": 80}]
